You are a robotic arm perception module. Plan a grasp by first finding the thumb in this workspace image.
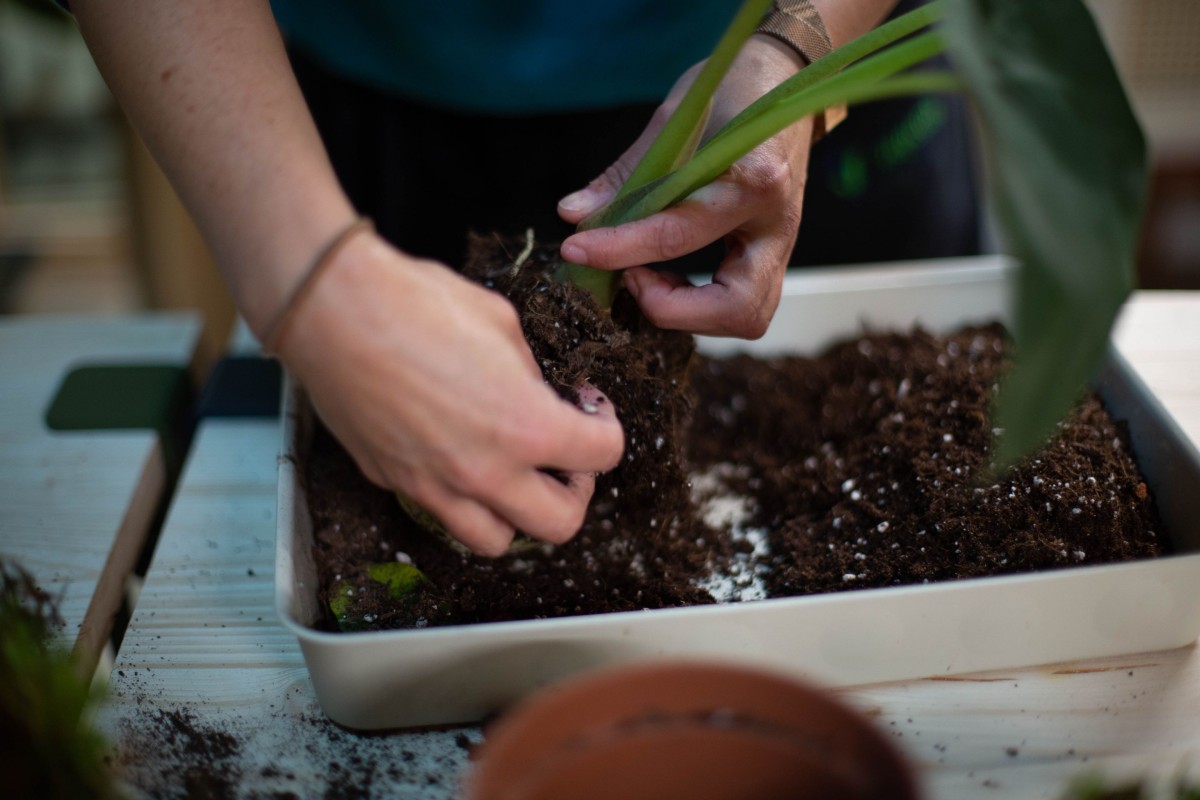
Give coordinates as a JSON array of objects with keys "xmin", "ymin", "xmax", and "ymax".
[
  {"xmin": 557, "ymin": 107, "xmax": 670, "ymax": 225},
  {"xmin": 557, "ymin": 166, "xmax": 627, "ymax": 226},
  {"xmin": 576, "ymin": 381, "xmax": 618, "ymax": 426},
  {"xmin": 571, "ymin": 381, "xmax": 623, "ymax": 473}
]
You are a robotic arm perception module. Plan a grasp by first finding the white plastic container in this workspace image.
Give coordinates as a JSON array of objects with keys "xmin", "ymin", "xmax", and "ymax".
[{"xmin": 275, "ymin": 256, "xmax": 1200, "ymax": 730}]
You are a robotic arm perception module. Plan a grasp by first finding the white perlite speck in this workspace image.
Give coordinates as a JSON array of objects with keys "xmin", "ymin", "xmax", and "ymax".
[{"xmin": 690, "ymin": 463, "xmax": 770, "ymax": 603}]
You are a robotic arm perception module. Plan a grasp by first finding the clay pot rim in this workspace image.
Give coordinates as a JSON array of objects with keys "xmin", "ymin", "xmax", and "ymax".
[{"xmin": 467, "ymin": 659, "xmax": 920, "ymax": 800}]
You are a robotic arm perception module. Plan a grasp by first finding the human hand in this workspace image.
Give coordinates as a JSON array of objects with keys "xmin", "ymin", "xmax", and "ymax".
[
  {"xmin": 275, "ymin": 231, "xmax": 625, "ymax": 557},
  {"xmin": 557, "ymin": 36, "xmax": 813, "ymax": 339}
]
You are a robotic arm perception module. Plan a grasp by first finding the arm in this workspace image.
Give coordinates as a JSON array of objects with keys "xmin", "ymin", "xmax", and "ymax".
[
  {"xmin": 557, "ymin": 0, "xmax": 897, "ymax": 339},
  {"xmin": 72, "ymin": 0, "xmax": 624, "ymax": 556}
]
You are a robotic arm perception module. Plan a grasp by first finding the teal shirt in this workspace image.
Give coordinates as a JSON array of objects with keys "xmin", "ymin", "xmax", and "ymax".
[{"xmin": 270, "ymin": 0, "xmax": 740, "ymax": 115}]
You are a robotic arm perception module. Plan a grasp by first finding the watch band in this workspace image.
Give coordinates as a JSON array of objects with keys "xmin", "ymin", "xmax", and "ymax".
[{"xmin": 756, "ymin": 0, "xmax": 847, "ymax": 140}]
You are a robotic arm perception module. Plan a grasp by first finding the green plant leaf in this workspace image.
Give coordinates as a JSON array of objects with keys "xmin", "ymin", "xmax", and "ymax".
[
  {"xmin": 0, "ymin": 560, "xmax": 118, "ymax": 799},
  {"xmin": 367, "ymin": 562, "xmax": 429, "ymax": 599},
  {"xmin": 328, "ymin": 581, "xmax": 356, "ymax": 626},
  {"xmin": 582, "ymin": 1, "xmax": 947, "ymax": 236},
  {"xmin": 565, "ymin": 1, "xmax": 947, "ymax": 307},
  {"xmin": 941, "ymin": 0, "xmax": 1148, "ymax": 472},
  {"xmin": 714, "ymin": 1, "xmax": 946, "ymax": 143},
  {"xmin": 329, "ymin": 562, "xmax": 429, "ymax": 630},
  {"xmin": 586, "ymin": 30, "xmax": 955, "ymax": 229},
  {"xmin": 566, "ymin": 0, "xmax": 772, "ymax": 306},
  {"xmin": 618, "ymin": 0, "xmax": 773, "ymax": 198}
]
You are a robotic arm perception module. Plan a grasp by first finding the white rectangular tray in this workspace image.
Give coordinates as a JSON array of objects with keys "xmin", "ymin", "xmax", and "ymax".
[{"xmin": 275, "ymin": 256, "xmax": 1200, "ymax": 730}]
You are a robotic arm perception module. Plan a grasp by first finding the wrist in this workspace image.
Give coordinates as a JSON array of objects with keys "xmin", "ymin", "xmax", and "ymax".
[
  {"xmin": 258, "ymin": 217, "xmax": 376, "ymax": 355},
  {"xmin": 738, "ymin": 36, "xmax": 818, "ymax": 151},
  {"xmin": 747, "ymin": 33, "xmax": 810, "ymax": 76},
  {"xmin": 753, "ymin": 1, "xmax": 847, "ymax": 141},
  {"xmin": 228, "ymin": 189, "xmax": 359, "ymax": 342},
  {"xmin": 755, "ymin": 0, "xmax": 834, "ymax": 66}
]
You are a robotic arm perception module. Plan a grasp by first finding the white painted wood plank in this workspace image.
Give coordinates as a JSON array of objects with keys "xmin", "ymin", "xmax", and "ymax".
[
  {"xmin": 1114, "ymin": 293, "xmax": 1200, "ymax": 445},
  {"xmin": 101, "ymin": 419, "xmax": 474, "ymax": 799},
  {"xmin": 841, "ymin": 645, "xmax": 1200, "ymax": 799},
  {"xmin": 0, "ymin": 313, "xmax": 198, "ymax": 658}
]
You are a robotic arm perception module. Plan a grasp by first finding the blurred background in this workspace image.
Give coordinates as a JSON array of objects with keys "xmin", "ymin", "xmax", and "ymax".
[
  {"xmin": 0, "ymin": 0, "xmax": 1196, "ymax": 360},
  {"xmin": 0, "ymin": 0, "xmax": 235, "ymax": 366}
]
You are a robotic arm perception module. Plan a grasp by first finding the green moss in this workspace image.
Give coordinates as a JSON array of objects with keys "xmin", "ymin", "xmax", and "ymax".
[
  {"xmin": 0, "ymin": 559, "xmax": 119, "ymax": 800},
  {"xmin": 367, "ymin": 562, "xmax": 429, "ymax": 599},
  {"xmin": 329, "ymin": 562, "xmax": 431, "ymax": 631}
]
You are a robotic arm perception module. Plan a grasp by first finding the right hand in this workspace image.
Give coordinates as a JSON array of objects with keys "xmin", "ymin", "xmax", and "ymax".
[
  {"xmin": 556, "ymin": 36, "xmax": 817, "ymax": 341},
  {"xmin": 276, "ymin": 231, "xmax": 625, "ymax": 557}
]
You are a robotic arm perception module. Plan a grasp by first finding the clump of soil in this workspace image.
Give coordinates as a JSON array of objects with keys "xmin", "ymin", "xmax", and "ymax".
[
  {"xmin": 304, "ymin": 235, "xmax": 722, "ymax": 629},
  {"xmin": 301, "ymin": 240, "xmax": 1163, "ymax": 631}
]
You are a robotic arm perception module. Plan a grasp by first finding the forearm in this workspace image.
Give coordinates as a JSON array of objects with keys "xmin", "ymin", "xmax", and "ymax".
[{"xmin": 71, "ymin": 0, "xmax": 355, "ymax": 335}]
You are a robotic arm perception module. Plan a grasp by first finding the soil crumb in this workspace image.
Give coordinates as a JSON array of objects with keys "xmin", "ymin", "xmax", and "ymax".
[
  {"xmin": 109, "ymin": 692, "xmax": 476, "ymax": 798},
  {"xmin": 115, "ymin": 708, "xmax": 243, "ymax": 799}
]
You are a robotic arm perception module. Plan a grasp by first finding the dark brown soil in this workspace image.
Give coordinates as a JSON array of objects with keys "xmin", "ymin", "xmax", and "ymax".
[
  {"xmin": 688, "ymin": 326, "xmax": 1162, "ymax": 596},
  {"xmin": 305, "ymin": 236, "xmax": 718, "ymax": 629},
  {"xmin": 301, "ymin": 240, "xmax": 1163, "ymax": 631}
]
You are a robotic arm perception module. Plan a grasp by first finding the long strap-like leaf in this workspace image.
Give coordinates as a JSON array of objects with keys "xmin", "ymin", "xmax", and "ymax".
[
  {"xmin": 569, "ymin": 0, "xmax": 945, "ymax": 307},
  {"xmin": 618, "ymin": 0, "xmax": 774, "ymax": 199},
  {"xmin": 943, "ymin": 0, "xmax": 1147, "ymax": 473},
  {"xmin": 588, "ymin": 30, "xmax": 952, "ymax": 229}
]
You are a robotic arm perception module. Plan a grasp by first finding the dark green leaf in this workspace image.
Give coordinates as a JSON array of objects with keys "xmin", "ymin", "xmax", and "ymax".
[
  {"xmin": 328, "ymin": 581, "xmax": 356, "ymax": 627},
  {"xmin": 942, "ymin": 0, "xmax": 1148, "ymax": 472}
]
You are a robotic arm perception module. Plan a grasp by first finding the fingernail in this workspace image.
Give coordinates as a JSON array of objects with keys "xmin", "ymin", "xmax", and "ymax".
[
  {"xmin": 559, "ymin": 189, "xmax": 600, "ymax": 216},
  {"xmin": 576, "ymin": 383, "xmax": 613, "ymax": 416},
  {"xmin": 561, "ymin": 240, "xmax": 588, "ymax": 265}
]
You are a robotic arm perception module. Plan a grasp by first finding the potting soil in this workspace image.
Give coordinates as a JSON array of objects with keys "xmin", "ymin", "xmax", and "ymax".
[{"xmin": 302, "ymin": 239, "xmax": 1163, "ymax": 631}]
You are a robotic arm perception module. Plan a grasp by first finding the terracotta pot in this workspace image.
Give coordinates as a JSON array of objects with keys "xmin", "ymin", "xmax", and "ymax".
[{"xmin": 467, "ymin": 660, "xmax": 920, "ymax": 800}]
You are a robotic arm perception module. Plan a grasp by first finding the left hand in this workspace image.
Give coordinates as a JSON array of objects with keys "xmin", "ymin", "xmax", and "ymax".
[{"xmin": 557, "ymin": 36, "xmax": 813, "ymax": 340}]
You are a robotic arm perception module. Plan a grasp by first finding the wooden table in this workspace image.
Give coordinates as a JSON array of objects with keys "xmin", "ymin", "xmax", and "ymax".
[
  {"xmin": 0, "ymin": 313, "xmax": 199, "ymax": 672},
  {"xmin": 13, "ymin": 294, "xmax": 1200, "ymax": 798}
]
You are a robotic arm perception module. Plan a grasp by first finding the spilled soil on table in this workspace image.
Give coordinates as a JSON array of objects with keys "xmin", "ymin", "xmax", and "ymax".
[
  {"xmin": 301, "ymin": 238, "xmax": 1164, "ymax": 631},
  {"xmin": 109, "ymin": 696, "xmax": 476, "ymax": 799}
]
